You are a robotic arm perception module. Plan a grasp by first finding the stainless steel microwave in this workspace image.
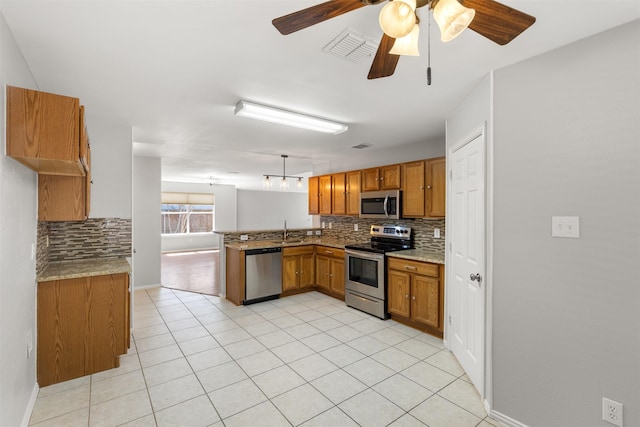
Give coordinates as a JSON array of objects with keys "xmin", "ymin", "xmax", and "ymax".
[{"xmin": 359, "ymin": 190, "xmax": 401, "ymax": 219}]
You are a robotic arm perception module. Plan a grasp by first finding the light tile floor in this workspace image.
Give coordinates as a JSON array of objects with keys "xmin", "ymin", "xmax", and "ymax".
[{"xmin": 29, "ymin": 288, "xmax": 506, "ymax": 427}]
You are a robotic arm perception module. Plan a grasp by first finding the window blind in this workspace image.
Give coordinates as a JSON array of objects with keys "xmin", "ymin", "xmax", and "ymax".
[{"xmin": 161, "ymin": 192, "xmax": 214, "ymax": 205}]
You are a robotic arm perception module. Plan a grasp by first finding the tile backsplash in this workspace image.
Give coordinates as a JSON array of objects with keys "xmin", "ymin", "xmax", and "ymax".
[
  {"xmin": 37, "ymin": 218, "xmax": 132, "ymax": 274},
  {"xmin": 319, "ymin": 216, "xmax": 445, "ymax": 254}
]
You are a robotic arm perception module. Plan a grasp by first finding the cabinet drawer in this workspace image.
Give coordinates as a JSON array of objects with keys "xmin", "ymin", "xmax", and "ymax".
[
  {"xmin": 388, "ymin": 258, "xmax": 439, "ymax": 277},
  {"xmin": 282, "ymin": 246, "xmax": 314, "ymax": 256},
  {"xmin": 316, "ymin": 246, "xmax": 344, "ymax": 258}
]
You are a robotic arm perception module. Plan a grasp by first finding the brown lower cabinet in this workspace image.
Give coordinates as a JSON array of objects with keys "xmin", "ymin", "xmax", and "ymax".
[
  {"xmin": 387, "ymin": 257, "xmax": 444, "ymax": 337},
  {"xmin": 315, "ymin": 246, "xmax": 345, "ymax": 299},
  {"xmin": 37, "ymin": 273, "xmax": 130, "ymax": 387},
  {"xmin": 282, "ymin": 246, "xmax": 315, "ymax": 294}
]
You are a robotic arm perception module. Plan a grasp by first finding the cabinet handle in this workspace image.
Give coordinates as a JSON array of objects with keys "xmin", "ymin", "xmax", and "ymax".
[
  {"xmin": 296, "ymin": 271, "xmax": 299, "ymax": 275},
  {"xmin": 326, "ymin": 251, "xmax": 333, "ymax": 255},
  {"xmin": 427, "ymin": 185, "xmax": 432, "ymax": 189},
  {"xmin": 420, "ymin": 186, "xmax": 424, "ymax": 190},
  {"xmin": 405, "ymin": 294, "xmax": 409, "ymax": 299},
  {"xmin": 379, "ymin": 177, "xmax": 384, "ymax": 181},
  {"xmin": 404, "ymin": 265, "xmax": 417, "ymax": 270},
  {"xmin": 412, "ymin": 296, "xmax": 416, "ymax": 301}
]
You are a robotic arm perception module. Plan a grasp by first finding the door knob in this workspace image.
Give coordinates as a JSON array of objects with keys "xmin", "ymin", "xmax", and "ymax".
[{"xmin": 470, "ymin": 273, "xmax": 482, "ymax": 283}]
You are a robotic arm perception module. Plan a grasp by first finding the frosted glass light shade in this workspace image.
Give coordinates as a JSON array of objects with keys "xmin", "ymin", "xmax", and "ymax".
[
  {"xmin": 390, "ymin": 23, "xmax": 420, "ymax": 56},
  {"xmin": 379, "ymin": 0, "xmax": 417, "ymax": 39},
  {"xmin": 433, "ymin": 0, "xmax": 475, "ymax": 42}
]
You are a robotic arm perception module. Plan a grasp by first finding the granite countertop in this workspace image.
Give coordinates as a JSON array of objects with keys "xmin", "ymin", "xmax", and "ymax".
[
  {"xmin": 214, "ymin": 227, "xmax": 319, "ymax": 235},
  {"xmin": 225, "ymin": 238, "xmax": 356, "ymax": 251},
  {"xmin": 38, "ymin": 258, "xmax": 131, "ymax": 282},
  {"xmin": 387, "ymin": 249, "xmax": 445, "ymax": 264}
]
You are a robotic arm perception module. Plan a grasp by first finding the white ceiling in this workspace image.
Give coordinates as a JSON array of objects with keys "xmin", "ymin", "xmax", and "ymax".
[{"xmin": 2, "ymin": 1, "xmax": 639, "ymax": 190}]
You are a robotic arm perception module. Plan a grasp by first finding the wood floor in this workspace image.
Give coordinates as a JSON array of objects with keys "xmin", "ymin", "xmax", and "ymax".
[{"xmin": 161, "ymin": 249, "xmax": 220, "ymax": 296}]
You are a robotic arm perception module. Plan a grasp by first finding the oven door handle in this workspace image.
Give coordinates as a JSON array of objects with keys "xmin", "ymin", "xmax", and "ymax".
[{"xmin": 345, "ymin": 249, "xmax": 385, "ymax": 262}]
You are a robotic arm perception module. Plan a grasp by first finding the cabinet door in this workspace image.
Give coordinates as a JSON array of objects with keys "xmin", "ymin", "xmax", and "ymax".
[
  {"xmin": 319, "ymin": 175, "xmax": 333, "ymax": 215},
  {"xmin": 308, "ymin": 176, "xmax": 319, "ymax": 214},
  {"xmin": 411, "ymin": 275, "xmax": 440, "ymax": 328},
  {"xmin": 330, "ymin": 257, "xmax": 345, "ymax": 297},
  {"xmin": 37, "ymin": 277, "xmax": 88, "ymax": 387},
  {"xmin": 282, "ymin": 256, "xmax": 299, "ymax": 292},
  {"xmin": 87, "ymin": 274, "xmax": 128, "ymax": 373},
  {"xmin": 361, "ymin": 168, "xmax": 380, "ymax": 191},
  {"xmin": 316, "ymin": 255, "xmax": 330, "ymax": 291},
  {"xmin": 402, "ymin": 161, "xmax": 425, "ymax": 217},
  {"xmin": 332, "ymin": 173, "xmax": 346, "ymax": 215},
  {"xmin": 38, "ymin": 174, "xmax": 87, "ymax": 221},
  {"xmin": 380, "ymin": 164, "xmax": 401, "ymax": 189},
  {"xmin": 388, "ymin": 270, "xmax": 411, "ymax": 318},
  {"xmin": 345, "ymin": 170, "xmax": 361, "ymax": 215},
  {"xmin": 426, "ymin": 157, "xmax": 446, "ymax": 218},
  {"xmin": 6, "ymin": 86, "xmax": 83, "ymax": 175},
  {"xmin": 300, "ymin": 253, "xmax": 316, "ymax": 288}
]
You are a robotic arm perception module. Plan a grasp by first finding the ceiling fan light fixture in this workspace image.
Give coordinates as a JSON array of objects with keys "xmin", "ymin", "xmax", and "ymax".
[
  {"xmin": 379, "ymin": 0, "xmax": 417, "ymax": 39},
  {"xmin": 390, "ymin": 23, "xmax": 420, "ymax": 56},
  {"xmin": 432, "ymin": 0, "xmax": 475, "ymax": 42},
  {"xmin": 235, "ymin": 101, "xmax": 348, "ymax": 134}
]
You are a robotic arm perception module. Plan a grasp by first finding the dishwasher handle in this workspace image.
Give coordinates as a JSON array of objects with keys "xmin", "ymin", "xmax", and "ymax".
[{"xmin": 245, "ymin": 247, "xmax": 282, "ymax": 256}]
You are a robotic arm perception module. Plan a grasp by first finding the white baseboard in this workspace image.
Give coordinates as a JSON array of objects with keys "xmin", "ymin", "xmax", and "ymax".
[
  {"xmin": 20, "ymin": 382, "xmax": 39, "ymax": 427},
  {"xmin": 489, "ymin": 409, "xmax": 529, "ymax": 427},
  {"xmin": 133, "ymin": 283, "xmax": 162, "ymax": 290}
]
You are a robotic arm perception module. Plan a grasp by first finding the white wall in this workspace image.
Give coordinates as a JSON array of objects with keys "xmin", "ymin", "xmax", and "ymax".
[
  {"xmin": 0, "ymin": 13, "xmax": 39, "ymax": 427},
  {"xmin": 312, "ymin": 137, "xmax": 445, "ymax": 175},
  {"xmin": 133, "ymin": 156, "xmax": 161, "ymax": 288},
  {"xmin": 491, "ymin": 21, "xmax": 640, "ymax": 427},
  {"xmin": 237, "ymin": 189, "xmax": 311, "ymax": 231},
  {"xmin": 86, "ymin": 116, "xmax": 132, "ymax": 219}
]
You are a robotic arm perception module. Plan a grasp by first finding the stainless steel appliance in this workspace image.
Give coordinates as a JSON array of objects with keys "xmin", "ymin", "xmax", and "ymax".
[
  {"xmin": 345, "ymin": 225, "xmax": 412, "ymax": 319},
  {"xmin": 359, "ymin": 190, "xmax": 401, "ymax": 219},
  {"xmin": 244, "ymin": 247, "xmax": 282, "ymax": 305}
]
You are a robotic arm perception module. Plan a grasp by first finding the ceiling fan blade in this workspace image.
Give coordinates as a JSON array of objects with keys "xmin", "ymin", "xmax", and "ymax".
[
  {"xmin": 273, "ymin": 0, "xmax": 366, "ymax": 35},
  {"xmin": 367, "ymin": 34, "xmax": 401, "ymax": 80},
  {"xmin": 463, "ymin": 0, "xmax": 536, "ymax": 45}
]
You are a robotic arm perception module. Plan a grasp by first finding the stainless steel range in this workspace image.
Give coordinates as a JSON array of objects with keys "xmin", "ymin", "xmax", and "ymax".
[{"xmin": 344, "ymin": 225, "xmax": 413, "ymax": 319}]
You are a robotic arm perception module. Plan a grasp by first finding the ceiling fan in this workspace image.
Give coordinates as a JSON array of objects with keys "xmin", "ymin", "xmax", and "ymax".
[{"xmin": 272, "ymin": 0, "xmax": 536, "ymax": 79}]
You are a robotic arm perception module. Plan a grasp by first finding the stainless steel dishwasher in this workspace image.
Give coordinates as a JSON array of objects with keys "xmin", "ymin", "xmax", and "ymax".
[{"xmin": 244, "ymin": 247, "xmax": 282, "ymax": 305}]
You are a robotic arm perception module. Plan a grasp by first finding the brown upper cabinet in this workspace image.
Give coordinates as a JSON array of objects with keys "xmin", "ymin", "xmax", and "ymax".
[
  {"xmin": 318, "ymin": 174, "xmax": 332, "ymax": 215},
  {"xmin": 6, "ymin": 86, "xmax": 89, "ymax": 176},
  {"xmin": 331, "ymin": 173, "xmax": 346, "ymax": 215},
  {"xmin": 362, "ymin": 164, "xmax": 401, "ymax": 191},
  {"xmin": 426, "ymin": 157, "xmax": 446, "ymax": 217},
  {"xmin": 308, "ymin": 176, "xmax": 319, "ymax": 214},
  {"xmin": 345, "ymin": 170, "xmax": 360, "ymax": 216},
  {"xmin": 402, "ymin": 157, "xmax": 446, "ymax": 218}
]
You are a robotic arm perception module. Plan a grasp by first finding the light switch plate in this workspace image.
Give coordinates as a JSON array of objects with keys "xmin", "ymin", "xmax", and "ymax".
[
  {"xmin": 306, "ymin": 230, "xmax": 313, "ymax": 236},
  {"xmin": 315, "ymin": 230, "xmax": 322, "ymax": 235},
  {"xmin": 552, "ymin": 216, "xmax": 580, "ymax": 238},
  {"xmin": 354, "ymin": 223, "xmax": 359, "ymax": 231},
  {"xmin": 240, "ymin": 234, "xmax": 249, "ymax": 241},
  {"xmin": 434, "ymin": 228, "xmax": 440, "ymax": 238}
]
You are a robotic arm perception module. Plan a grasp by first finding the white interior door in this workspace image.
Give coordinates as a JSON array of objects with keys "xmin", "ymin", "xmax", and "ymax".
[{"xmin": 449, "ymin": 132, "xmax": 486, "ymax": 394}]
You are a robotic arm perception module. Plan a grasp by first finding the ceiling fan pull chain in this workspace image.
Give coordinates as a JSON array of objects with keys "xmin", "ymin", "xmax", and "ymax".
[{"xmin": 427, "ymin": 5, "xmax": 432, "ymax": 85}]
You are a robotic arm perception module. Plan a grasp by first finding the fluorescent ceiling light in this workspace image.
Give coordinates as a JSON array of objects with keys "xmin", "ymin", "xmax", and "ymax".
[{"xmin": 234, "ymin": 101, "xmax": 348, "ymax": 134}]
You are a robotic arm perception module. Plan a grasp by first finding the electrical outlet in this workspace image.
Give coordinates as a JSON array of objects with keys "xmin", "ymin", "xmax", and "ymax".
[
  {"xmin": 306, "ymin": 230, "xmax": 313, "ymax": 236},
  {"xmin": 315, "ymin": 230, "xmax": 322, "ymax": 235},
  {"xmin": 434, "ymin": 228, "xmax": 440, "ymax": 238},
  {"xmin": 240, "ymin": 234, "xmax": 249, "ymax": 241},
  {"xmin": 322, "ymin": 222, "xmax": 326, "ymax": 229},
  {"xmin": 552, "ymin": 216, "xmax": 580, "ymax": 238},
  {"xmin": 602, "ymin": 397, "xmax": 623, "ymax": 427},
  {"xmin": 354, "ymin": 223, "xmax": 359, "ymax": 231},
  {"xmin": 329, "ymin": 222, "xmax": 332, "ymax": 229}
]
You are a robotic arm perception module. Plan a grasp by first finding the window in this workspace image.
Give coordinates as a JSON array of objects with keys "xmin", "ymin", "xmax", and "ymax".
[{"xmin": 161, "ymin": 192, "xmax": 214, "ymax": 235}]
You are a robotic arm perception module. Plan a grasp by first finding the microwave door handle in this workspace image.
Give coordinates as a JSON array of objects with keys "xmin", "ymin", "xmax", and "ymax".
[{"xmin": 383, "ymin": 194, "xmax": 389, "ymax": 218}]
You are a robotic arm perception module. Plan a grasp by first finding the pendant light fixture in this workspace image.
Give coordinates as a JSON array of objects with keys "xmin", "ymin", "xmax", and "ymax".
[
  {"xmin": 432, "ymin": 0, "xmax": 476, "ymax": 42},
  {"xmin": 390, "ymin": 15, "xmax": 420, "ymax": 56},
  {"xmin": 379, "ymin": 0, "xmax": 417, "ymax": 39},
  {"xmin": 263, "ymin": 155, "xmax": 303, "ymax": 190}
]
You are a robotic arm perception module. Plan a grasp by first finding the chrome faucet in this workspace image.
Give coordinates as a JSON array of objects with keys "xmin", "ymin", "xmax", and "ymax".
[{"xmin": 283, "ymin": 220, "xmax": 288, "ymax": 241}]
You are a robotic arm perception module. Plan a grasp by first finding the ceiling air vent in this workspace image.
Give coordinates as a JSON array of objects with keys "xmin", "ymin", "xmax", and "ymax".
[
  {"xmin": 352, "ymin": 144, "xmax": 371, "ymax": 149},
  {"xmin": 323, "ymin": 28, "xmax": 378, "ymax": 63}
]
